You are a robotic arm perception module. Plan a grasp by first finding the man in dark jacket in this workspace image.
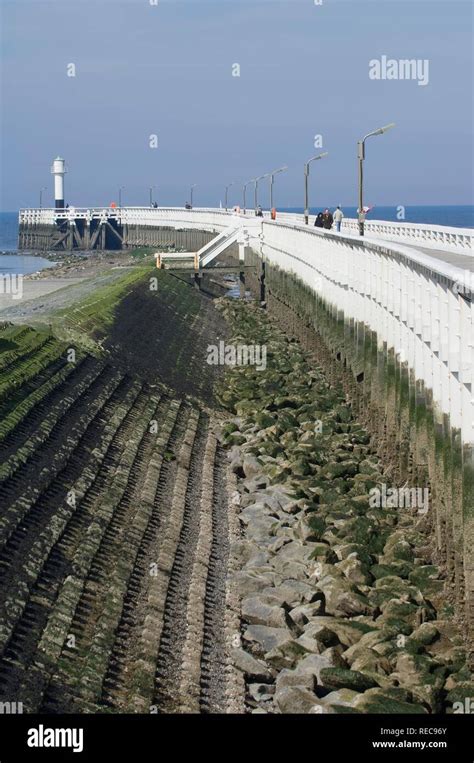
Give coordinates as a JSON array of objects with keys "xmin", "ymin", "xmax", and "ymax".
[
  {"xmin": 314, "ymin": 212, "xmax": 324, "ymax": 228},
  {"xmin": 323, "ymin": 209, "xmax": 333, "ymax": 229}
]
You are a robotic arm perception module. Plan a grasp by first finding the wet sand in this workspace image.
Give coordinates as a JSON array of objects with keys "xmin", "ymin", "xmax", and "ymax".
[
  {"xmin": 0, "ymin": 278, "xmax": 86, "ymax": 313},
  {"xmin": 0, "ymin": 251, "xmax": 152, "ymax": 322}
]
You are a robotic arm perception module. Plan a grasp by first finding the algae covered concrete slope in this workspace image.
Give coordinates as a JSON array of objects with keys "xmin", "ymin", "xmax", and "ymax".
[{"xmin": 0, "ymin": 270, "xmax": 236, "ymax": 714}]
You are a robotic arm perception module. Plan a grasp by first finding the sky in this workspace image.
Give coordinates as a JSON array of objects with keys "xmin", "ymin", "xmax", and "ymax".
[{"xmin": 0, "ymin": 0, "xmax": 473, "ymax": 210}]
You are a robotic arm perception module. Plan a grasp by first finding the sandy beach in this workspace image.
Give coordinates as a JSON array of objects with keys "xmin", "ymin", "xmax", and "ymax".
[
  {"xmin": 0, "ymin": 277, "xmax": 86, "ymax": 313},
  {"xmin": 0, "ymin": 251, "xmax": 150, "ymax": 322}
]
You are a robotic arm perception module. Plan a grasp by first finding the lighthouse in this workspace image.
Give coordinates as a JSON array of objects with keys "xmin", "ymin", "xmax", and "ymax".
[{"xmin": 50, "ymin": 156, "xmax": 67, "ymax": 209}]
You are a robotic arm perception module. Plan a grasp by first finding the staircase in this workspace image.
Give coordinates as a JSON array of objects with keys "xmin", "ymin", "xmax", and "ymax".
[
  {"xmin": 155, "ymin": 224, "xmax": 241, "ymax": 270},
  {"xmin": 198, "ymin": 225, "xmax": 240, "ymax": 267}
]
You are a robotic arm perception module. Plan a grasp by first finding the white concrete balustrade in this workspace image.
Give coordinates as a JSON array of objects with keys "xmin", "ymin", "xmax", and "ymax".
[
  {"xmin": 340, "ymin": 218, "xmax": 473, "ymax": 254},
  {"xmin": 258, "ymin": 220, "xmax": 473, "ymax": 449},
  {"xmin": 20, "ymin": 207, "xmax": 473, "ymax": 255},
  {"xmin": 241, "ymin": 209, "xmax": 473, "ymax": 255},
  {"xmin": 19, "ymin": 207, "xmax": 233, "ymax": 232}
]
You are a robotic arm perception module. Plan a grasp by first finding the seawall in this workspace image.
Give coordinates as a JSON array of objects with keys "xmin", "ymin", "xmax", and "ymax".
[{"xmin": 245, "ymin": 248, "xmax": 473, "ymax": 652}]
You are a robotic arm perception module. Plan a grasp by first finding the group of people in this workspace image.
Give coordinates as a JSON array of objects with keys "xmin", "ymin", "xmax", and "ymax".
[{"xmin": 314, "ymin": 205, "xmax": 344, "ymax": 232}]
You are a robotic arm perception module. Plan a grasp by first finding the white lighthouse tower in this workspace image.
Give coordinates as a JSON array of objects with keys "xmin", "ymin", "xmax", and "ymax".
[{"xmin": 50, "ymin": 156, "xmax": 67, "ymax": 209}]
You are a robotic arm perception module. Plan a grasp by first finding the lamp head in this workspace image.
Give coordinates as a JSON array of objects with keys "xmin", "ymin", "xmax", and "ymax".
[
  {"xmin": 371, "ymin": 122, "xmax": 396, "ymax": 137},
  {"xmin": 311, "ymin": 152, "xmax": 329, "ymax": 162}
]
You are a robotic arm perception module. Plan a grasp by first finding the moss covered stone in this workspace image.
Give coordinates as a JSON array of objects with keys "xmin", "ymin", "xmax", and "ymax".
[{"xmin": 320, "ymin": 667, "xmax": 379, "ymax": 692}]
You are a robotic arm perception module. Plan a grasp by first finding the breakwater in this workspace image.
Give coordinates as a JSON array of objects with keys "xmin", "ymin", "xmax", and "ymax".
[{"xmin": 0, "ymin": 254, "xmax": 471, "ymax": 715}]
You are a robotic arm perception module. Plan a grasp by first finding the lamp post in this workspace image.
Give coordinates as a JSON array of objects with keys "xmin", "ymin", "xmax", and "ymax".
[
  {"xmin": 243, "ymin": 180, "xmax": 255, "ymax": 214},
  {"xmin": 357, "ymin": 123, "xmax": 395, "ymax": 236},
  {"xmin": 269, "ymin": 166, "xmax": 287, "ymax": 211},
  {"xmin": 39, "ymin": 187, "xmax": 47, "ymax": 209},
  {"xmin": 149, "ymin": 185, "xmax": 156, "ymax": 207},
  {"xmin": 190, "ymin": 184, "xmax": 197, "ymax": 208},
  {"xmin": 225, "ymin": 182, "xmax": 234, "ymax": 212},
  {"xmin": 304, "ymin": 152, "xmax": 328, "ymax": 225},
  {"xmin": 254, "ymin": 173, "xmax": 270, "ymax": 214},
  {"xmin": 119, "ymin": 186, "xmax": 125, "ymax": 208}
]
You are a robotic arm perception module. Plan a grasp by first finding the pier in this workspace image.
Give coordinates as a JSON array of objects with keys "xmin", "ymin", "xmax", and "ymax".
[
  {"xmin": 18, "ymin": 206, "xmax": 474, "ymax": 257},
  {"xmin": 16, "ymin": 204, "xmax": 474, "ymax": 640},
  {"xmin": 2, "ymin": 201, "xmax": 473, "ymax": 718}
]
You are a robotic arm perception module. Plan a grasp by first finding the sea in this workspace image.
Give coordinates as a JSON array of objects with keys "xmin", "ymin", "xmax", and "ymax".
[
  {"xmin": 0, "ymin": 212, "xmax": 57, "ymax": 276},
  {"xmin": 1, "ymin": 207, "xmax": 472, "ymax": 275}
]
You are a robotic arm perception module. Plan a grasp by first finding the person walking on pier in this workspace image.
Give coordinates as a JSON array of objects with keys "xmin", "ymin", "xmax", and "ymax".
[
  {"xmin": 322, "ymin": 208, "xmax": 333, "ymax": 229},
  {"xmin": 333, "ymin": 205, "xmax": 344, "ymax": 232},
  {"xmin": 314, "ymin": 211, "xmax": 324, "ymax": 228}
]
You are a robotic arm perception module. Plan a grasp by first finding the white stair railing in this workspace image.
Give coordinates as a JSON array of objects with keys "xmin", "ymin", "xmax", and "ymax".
[{"xmin": 198, "ymin": 225, "xmax": 241, "ymax": 267}]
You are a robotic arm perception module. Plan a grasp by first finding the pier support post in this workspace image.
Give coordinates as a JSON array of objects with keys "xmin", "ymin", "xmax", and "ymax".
[
  {"xmin": 84, "ymin": 221, "xmax": 91, "ymax": 250},
  {"xmin": 73, "ymin": 224, "xmax": 83, "ymax": 249},
  {"xmin": 68, "ymin": 222, "xmax": 74, "ymax": 251},
  {"xmin": 259, "ymin": 259, "xmax": 266, "ymax": 306},
  {"xmin": 238, "ymin": 240, "xmax": 248, "ymax": 300},
  {"xmin": 239, "ymin": 270, "xmax": 246, "ymax": 299}
]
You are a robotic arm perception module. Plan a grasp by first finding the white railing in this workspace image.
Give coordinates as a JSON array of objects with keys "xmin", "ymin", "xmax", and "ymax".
[
  {"xmin": 19, "ymin": 208, "xmax": 57, "ymax": 225},
  {"xmin": 19, "ymin": 207, "xmax": 473, "ymax": 255},
  {"xmin": 118, "ymin": 207, "xmax": 234, "ymax": 232},
  {"xmin": 240, "ymin": 210, "xmax": 473, "ymax": 254},
  {"xmin": 19, "ymin": 208, "xmax": 121, "ymax": 225},
  {"xmin": 341, "ymin": 218, "xmax": 473, "ymax": 254},
  {"xmin": 258, "ymin": 219, "xmax": 473, "ymax": 448},
  {"xmin": 198, "ymin": 225, "xmax": 241, "ymax": 267},
  {"xmin": 19, "ymin": 207, "xmax": 235, "ymax": 232}
]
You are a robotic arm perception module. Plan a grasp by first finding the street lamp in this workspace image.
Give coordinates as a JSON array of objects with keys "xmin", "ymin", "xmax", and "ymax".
[
  {"xmin": 254, "ymin": 173, "xmax": 270, "ymax": 214},
  {"xmin": 357, "ymin": 123, "xmax": 395, "ymax": 236},
  {"xmin": 225, "ymin": 182, "xmax": 235, "ymax": 212},
  {"xmin": 39, "ymin": 187, "xmax": 47, "ymax": 209},
  {"xmin": 269, "ymin": 166, "xmax": 287, "ymax": 211},
  {"xmin": 149, "ymin": 185, "xmax": 156, "ymax": 207},
  {"xmin": 304, "ymin": 152, "xmax": 328, "ymax": 225},
  {"xmin": 190, "ymin": 184, "xmax": 197, "ymax": 208},
  {"xmin": 243, "ymin": 180, "xmax": 255, "ymax": 214},
  {"xmin": 119, "ymin": 186, "xmax": 125, "ymax": 208}
]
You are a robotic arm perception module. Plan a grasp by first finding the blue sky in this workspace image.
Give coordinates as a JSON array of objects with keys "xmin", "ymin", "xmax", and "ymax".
[{"xmin": 1, "ymin": 0, "xmax": 473, "ymax": 210}]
